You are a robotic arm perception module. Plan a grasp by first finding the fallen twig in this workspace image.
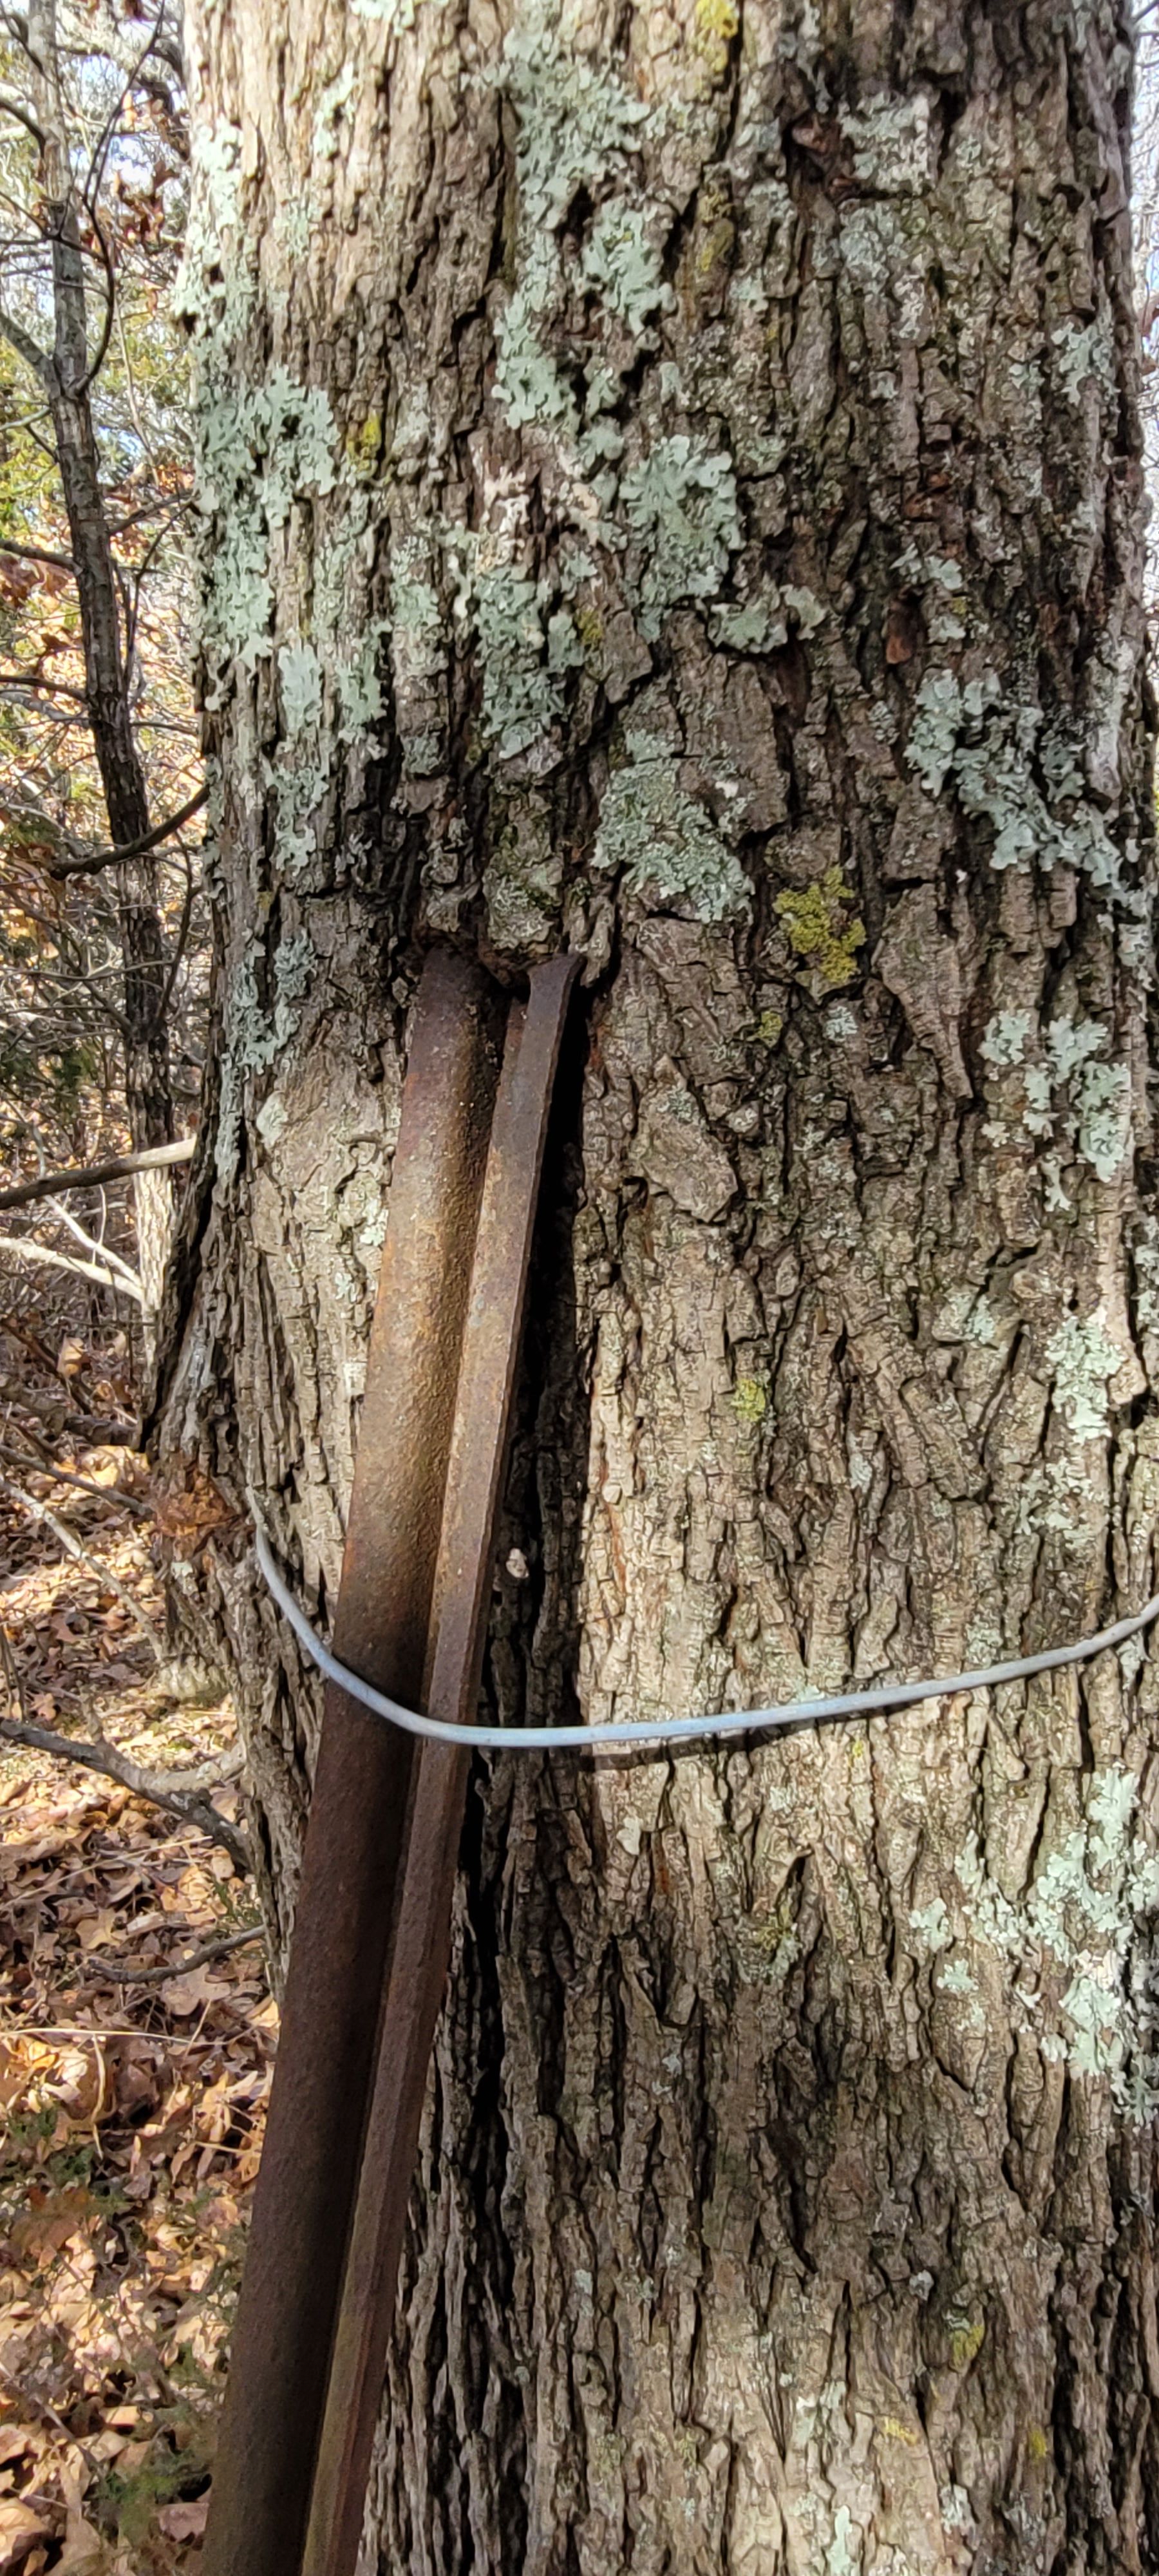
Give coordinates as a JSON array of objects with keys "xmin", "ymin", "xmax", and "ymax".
[
  {"xmin": 86, "ymin": 1924, "xmax": 265, "ymax": 1984},
  {"xmin": 0, "ymin": 1703, "xmax": 250, "ymax": 1873}
]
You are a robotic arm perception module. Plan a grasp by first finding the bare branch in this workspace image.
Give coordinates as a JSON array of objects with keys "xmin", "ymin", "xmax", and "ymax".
[
  {"xmin": 0, "ymin": 296, "xmax": 53, "ymax": 388},
  {"xmin": 0, "ymin": 667, "xmax": 88, "ymax": 700},
  {"xmin": 0, "ymin": 88, "xmax": 44, "ymax": 144},
  {"xmin": 0, "ymin": 1135, "xmax": 194, "ymax": 1209},
  {"xmin": 46, "ymin": 1191, "xmax": 142, "ymax": 1288},
  {"xmin": 48, "ymin": 779, "xmax": 208, "ymax": 876},
  {"xmin": 152, "ymin": 851, "xmax": 194, "ymax": 1028},
  {"xmin": 73, "ymin": 195, "xmax": 115, "ymax": 396},
  {"xmin": 0, "ymin": 536, "xmax": 75, "ymax": 571},
  {"xmin": 0, "ymin": 1231, "xmax": 144, "ymax": 1298}
]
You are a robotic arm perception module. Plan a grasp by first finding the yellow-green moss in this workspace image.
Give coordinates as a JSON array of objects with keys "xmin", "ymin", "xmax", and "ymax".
[
  {"xmin": 775, "ymin": 867, "xmax": 866, "ymax": 990},
  {"xmin": 731, "ymin": 1374, "xmax": 768, "ymax": 1425},
  {"xmin": 347, "ymin": 412, "xmax": 382, "ymax": 475},
  {"xmin": 948, "ymin": 2315, "xmax": 986, "ymax": 2370},
  {"xmin": 693, "ymin": 0, "xmax": 738, "ymax": 71}
]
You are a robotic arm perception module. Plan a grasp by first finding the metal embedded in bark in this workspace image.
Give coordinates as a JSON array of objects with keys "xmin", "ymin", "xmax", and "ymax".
[
  {"xmin": 201, "ymin": 946, "xmax": 503, "ymax": 2576},
  {"xmin": 203, "ymin": 947, "xmax": 579, "ymax": 2576},
  {"xmin": 303, "ymin": 953, "xmax": 580, "ymax": 2576}
]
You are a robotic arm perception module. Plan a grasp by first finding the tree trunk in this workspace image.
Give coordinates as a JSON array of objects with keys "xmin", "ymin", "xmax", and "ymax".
[{"xmin": 158, "ymin": 1, "xmax": 1159, "ymax": 2567}]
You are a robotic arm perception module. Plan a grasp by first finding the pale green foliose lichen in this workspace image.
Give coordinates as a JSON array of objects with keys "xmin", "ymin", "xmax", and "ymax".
[
  {"xmin": 710, "ymin": 598, "xmax": 787, "ymax": 652},
  {"xmin": 909, "ymin": 1897, "xmax": 952, "ymax": 1952},
  {"xmin": 216, "ymin": 931, "xmax": 316, "ymax": 1179},
  {"xmin": 473, "ymin": 559, "xmax": 580, "ymax": 759},
  {"xmin": 894, "ymin": 542, "xmax": 965, "ymax": 643},
  {"xmin": 483, "ymin": 809, "xmax": 565, "ymax": 951},
  {"xmin": 825, "ymin": 2506, "xmax": 861, "ymax": 2576},
  {"xmin": 1075, "ymin": 1059, "xmax": 1132, "ymax": 1181},
  {"xmin": 313, "ymin": 61, "xmax": 356, "ymax": 162},
  {"xmin": 1012, "ymin": 1454, "xmax": 1091, "ymax": 1541},
  {"xmin": 580, "ymin": 204, "xmax": 672, "ymax": 334},
  {"xmin": 840, "ymin": 93, "xmax": 932, "ymax": 193},
  {"xmin": 172, "ymin": 120, "xmax": 245, "ymax": 336},
  {"xmin": 495, "ymin": 256, "xmax": 578, "ymax": 432},
  {"xmin": 492, "ymin": 3, "xmax": 651, "ymax": 437},
  {"xmin": 981, "ymin": 1011, "xmax": 1032, "ymax": 1070},
  {"xmin": 594, "ymin": 731, "xmax": 749, "ymax": 922},
  {"xmin": 620, "ymin": 435, "xmax": 741, "ymax": 638},
  {"xmin": 1046, "ymin": 1309, "xmax": 1122, "ymax": 1440},
  {"xmin": 195, "ymin": 374, "xmax": 339, "ymax": 704},
  {"xmin": 500, "ymin": 5, "xmax": 647, "ymax": 230},
  {"xmin": 906, "ymin": 669, "xmax": 1139, "ymax": 907},
  {"xmin": 388, "ymin": 535, "xmax": 446, "ymax": 772},
  {"xmin": 1052, "ymin": 315, "xmax": 1114, "ymax": 406},
  {"xmin": 916, "ymin": 1769, "xmax": 1159, "ymax": 2112},
  {"xmin": 278, "ymin": 641, "xmax": 323, "ymax": 735},
  {"xmin": 335, "ymin": 628, "xmax": 387, "ymax": 741},
  {"xmin": 988, "ymin": 1012, "xmax": 1132, "ymax": 1190}
]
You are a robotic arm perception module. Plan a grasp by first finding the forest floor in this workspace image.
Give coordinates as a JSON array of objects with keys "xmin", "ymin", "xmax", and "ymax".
[{"xmin": 0, "ymin": 1485, "xmax": 269, "ymax": 2574}]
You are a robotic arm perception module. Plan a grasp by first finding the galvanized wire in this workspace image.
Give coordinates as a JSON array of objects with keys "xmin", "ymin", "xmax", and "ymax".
[{"xmin": 253, "ymin": 1515, "xmax": 1159, "ymax": 1754}]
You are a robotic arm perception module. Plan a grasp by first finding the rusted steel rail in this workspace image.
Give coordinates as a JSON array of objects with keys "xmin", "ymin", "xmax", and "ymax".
[
  {"xmin": 303, "ymin": 953, "xmax": 580, "ymax": 2576},
  {"xmin": 202, "ymin": 951, "xmax": 502, "ymax": 2576}
]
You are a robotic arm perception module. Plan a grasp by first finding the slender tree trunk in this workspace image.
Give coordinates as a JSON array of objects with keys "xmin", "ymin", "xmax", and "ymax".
[
  {"xmin": 159, "ymin": 1, "xmax": 1159, "ymax": 2566},
  {"xmin": 27, "ymin": 0, "xmax": 174, "ymax": 1324}
]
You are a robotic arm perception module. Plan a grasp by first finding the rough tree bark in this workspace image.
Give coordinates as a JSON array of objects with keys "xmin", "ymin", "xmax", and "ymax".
[{"xmin": 157, "ymin": 1, "xmax": 1159, "ymax": 2568}]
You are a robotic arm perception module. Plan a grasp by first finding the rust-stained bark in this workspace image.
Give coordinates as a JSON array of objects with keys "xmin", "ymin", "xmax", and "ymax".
[{"xmin": 158, "ymin": 1, "xmax": 1159, "ymax": 2568}]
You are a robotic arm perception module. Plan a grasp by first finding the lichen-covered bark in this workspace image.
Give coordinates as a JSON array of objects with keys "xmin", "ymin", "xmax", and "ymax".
[{"xmin": 156, "ymin": 0, "xmax": 1159, "ymax": 2566}]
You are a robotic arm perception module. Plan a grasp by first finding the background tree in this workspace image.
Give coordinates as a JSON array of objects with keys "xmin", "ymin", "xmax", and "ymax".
[
  {"xmin": 0, "ymin": 0, "xmax": 202, "ymax": 1339},
  {"xmin": 158, "ymin": 1, "xmax": 1159, "ymax": 2569}
]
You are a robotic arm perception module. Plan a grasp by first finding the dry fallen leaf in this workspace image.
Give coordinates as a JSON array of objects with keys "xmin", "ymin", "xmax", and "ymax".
[
  {"xmin": 0, "ymin": 2496, "xmax": 48, "ymax": 2571},
  {"xmin": 160, "ymin": 1964, "xmax": 227, "ymax": 2018},
  {"xmin": 0, "ymin": 2433, "xmax": 39, "ymax": 2472},
  {"xmin": 0, "ymin": 1513, "xmax": 267, "ymax": 2559},
  {"xmin": 0, "ymin": 2043, "xmax": 26, "ymax": 2119},
  {"xmin": 55, "ymin": 2470, "xmax": 103, "ymax": 2572},
  {"xmin": 9, "ymin": 2183, "xmax": 95, "ymax": 2265},
  {"xmin": 156, "ymin": 2494, "xmax": 210, "ymax": 2542}
]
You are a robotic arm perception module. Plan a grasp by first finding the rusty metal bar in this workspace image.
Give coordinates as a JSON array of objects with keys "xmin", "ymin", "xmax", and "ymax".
[
  {"xmin": 203, "ymin": 951, "xmax": 502, "ymax": 2576},
  {"xmin": 303, "ymin": 953, "xmax": 580, "ymax": 2576}
]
